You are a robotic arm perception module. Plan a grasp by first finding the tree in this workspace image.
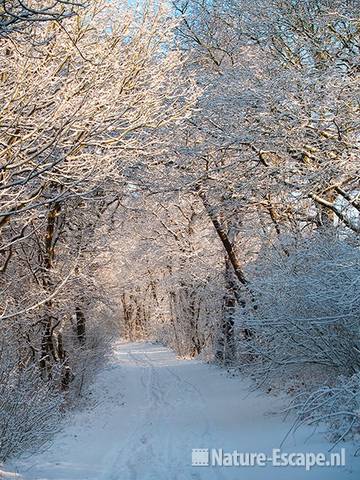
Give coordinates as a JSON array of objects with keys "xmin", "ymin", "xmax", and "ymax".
[
  {"xmin": 0, "ymin": 0, "xmax": 198, "ymax": 460},
  {"xmin": 0, "ymin": 0, "xmax": 84, "ymax": 35}
]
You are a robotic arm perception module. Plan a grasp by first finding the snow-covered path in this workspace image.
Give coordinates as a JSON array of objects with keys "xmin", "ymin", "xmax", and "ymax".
[{"xmin": 8, "ymin": 341, "xmax": 359, "ymax": 479}]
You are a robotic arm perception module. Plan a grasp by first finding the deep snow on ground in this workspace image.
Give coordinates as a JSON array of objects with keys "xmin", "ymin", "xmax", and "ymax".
[{"xmin": 6, "ymin": 341, "xmax": 360, "ymax": 479}]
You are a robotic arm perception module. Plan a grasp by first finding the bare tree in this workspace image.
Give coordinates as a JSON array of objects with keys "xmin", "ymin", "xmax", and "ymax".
[{"xmin": 0, "ymin": 0, "xmax": 84, "ymax": 35}]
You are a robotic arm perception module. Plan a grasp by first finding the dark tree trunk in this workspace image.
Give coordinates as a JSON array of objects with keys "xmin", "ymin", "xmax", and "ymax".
[
  {"xmin": 75, "ymin": 306, "xmax": 86, "ymax": 345},
  {"xmin": 216, "ymin": 258, "xmax": 236, "ymax": 364}
]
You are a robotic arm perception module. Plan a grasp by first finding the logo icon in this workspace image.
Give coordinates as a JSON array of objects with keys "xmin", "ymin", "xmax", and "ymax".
[{"xmin": 192, "ymin": 448, "xmax": 209, "ymax": 466}]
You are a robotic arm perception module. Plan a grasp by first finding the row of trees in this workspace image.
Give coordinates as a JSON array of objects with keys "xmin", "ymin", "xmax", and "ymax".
[
  {"xmin": 113, "ymin": 0, "xmax": 359, "ymax": 444},
  {"xmin": 0, "ymin": 0, "xmax": 197, "ymax": 460}
]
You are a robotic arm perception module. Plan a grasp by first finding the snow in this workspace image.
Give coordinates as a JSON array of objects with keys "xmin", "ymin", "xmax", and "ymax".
[{"xmin": 6, "ymin": 341, "xmax": 360, "ymax": 479}]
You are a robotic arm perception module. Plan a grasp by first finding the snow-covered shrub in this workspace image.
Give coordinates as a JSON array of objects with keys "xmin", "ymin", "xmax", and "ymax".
[
  {"xmin": 0, "ymin": 301, "xmax": 113, "ymax": 461},
  {"xmin": 0, "ymin": 342, "xmax": 63, "ymax": 462},
  {"xmin": 236, "ymin": 232, "xmax": 360, "ymax": 380},
  {"xmin": 65, "ymin": 311, "xmax": 113, "ymax": 399},
  {"xmin": 236, "ymin": 232, "xmax": 360, "ymax": 437},
  {"xmin": 288, "ymin": 372, "xmax": 360, "ymax": 442},
  {"xmin": 234, "ymin": 231, "xmax": 360, "ymax": 438}
]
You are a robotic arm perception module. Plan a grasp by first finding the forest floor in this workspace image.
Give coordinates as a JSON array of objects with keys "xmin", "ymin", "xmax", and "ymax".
[{"xmin": 5, "ymin": 341, "xmax": 360, "ymax": 479}]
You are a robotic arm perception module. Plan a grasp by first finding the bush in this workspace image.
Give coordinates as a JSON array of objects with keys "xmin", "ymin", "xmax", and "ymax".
[
  {"xmin": 288, "ymin": 372, "xmax": 360, "ymax": 443},
  {"xmin": 234, "ymin": 231, "xmax": 360, "ymax": 440},
  {"xmin": 0, "ymin": 347, "xmax": 63, "ymax": 461}
]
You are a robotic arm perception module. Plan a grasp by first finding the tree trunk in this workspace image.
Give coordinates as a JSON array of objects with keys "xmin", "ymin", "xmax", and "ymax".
[
  {"xmin": 216, "ymin": 258, "xmax": 236, "ymax": 364},
  {"xmin": 75, "ymin": 306, "xmax": 86, "ymax": 345}
]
